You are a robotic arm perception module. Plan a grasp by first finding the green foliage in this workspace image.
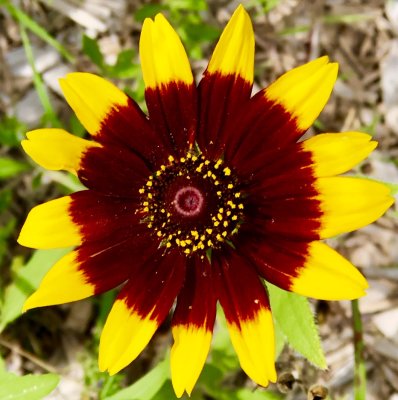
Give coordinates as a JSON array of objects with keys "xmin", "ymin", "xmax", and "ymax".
[
  {"xmin": 267, "ymin": 284, "xmax": 327, "ymax": 369},
  {"xmin": 0, "ymin": 217, "xmax": 16, "ymax": 267},
  {"xmin": 20, "ymin": 26, "xmax": 61, "ymax": 128},
  {"xmin": 0, "ymin": 116, "xmax": 27, "ymax": 147},
  {"xmin": 0, "ymin": 361, "xmax": 59, "ymax": 400},
  {"xmin": 0, "ymin": 157, "xmax": 30, "ymax": 179},
  {"xmin": 135, "ymin": 0, "xmax": 220, "ymax": 60},
  {"xmin": 0, "ymin": 358, "xmax": 59, "ymax": 400},
  {"xmin": 82, "ymin": 34, "xmax": 140, "ymax": 79},
  {"xmin": 103, "ymin": 357, "xmax": 169, "ymax": 400},
  {"xmin": 0, "ymin": 248, "xmax": 70, "ymax": 332}
]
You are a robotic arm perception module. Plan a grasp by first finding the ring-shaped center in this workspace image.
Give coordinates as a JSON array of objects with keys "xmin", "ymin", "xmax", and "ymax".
[{"xmin": 173, "ymin": 186, "xmax": 204, "ymax": 217}]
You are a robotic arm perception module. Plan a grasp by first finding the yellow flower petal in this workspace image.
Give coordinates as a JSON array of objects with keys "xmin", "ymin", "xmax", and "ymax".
[
  {"xmin": 265, "ymin": 56, "xmax": 338, "ymax": 131},
  {"xmin": 302, "ymin": 132, "xmax": 377, "ymax": 177},
  {"xmin": 18, "ymin": 196, "xmax": 82, "ymax": 249},
  {"xmin": 140, "ymin": 13, "xmax": 193, "ymax": 89},
  {"xmin": 227, "ymin": 308, "xmax": 276, "ymax": 387},
  {"xmin": 99, "ymin": 299, "xmax": 158, "ymax": 375},
  {"xmin": 316, "ymin": 176, "xmax": 394, "ymax": 238},
  {"xmin": 171, "ymin": 325, "xmax": 212, "ymax": 398},
  {"xmin": 22, "ymin": 129, "xmax": 100, "ymax": 175},
  {"xmin": 291, "ymin": 241, "xmax": 368, "ymax": 300},
  {"xmin": 59, "ymin": 73, "xmax": 129, "ymax": 136},
  {"xmin": 207, "ymin": 4, "xmax": 254, "ymax": 83},
  {"xmin": 23, "ymin": 250, "xmax": 94, "ymax": 312}
]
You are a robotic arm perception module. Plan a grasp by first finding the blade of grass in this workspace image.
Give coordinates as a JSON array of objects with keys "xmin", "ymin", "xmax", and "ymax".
[
  {"xmin": 351, "ymin": 299, "xmax": 366, "ymax": 400},
  {"xmin": 3, "ymin": 0, "xmax": 74, "ymax": 62},
  {"xmin": 20, "ymin": 25, "xmax": 61, "ymax": 127}
]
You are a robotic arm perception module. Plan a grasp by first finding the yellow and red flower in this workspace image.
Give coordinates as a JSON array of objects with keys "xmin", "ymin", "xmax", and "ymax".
[{"xmin": 19, "ymin": 5, "xmax": 393, "ymax": 397}]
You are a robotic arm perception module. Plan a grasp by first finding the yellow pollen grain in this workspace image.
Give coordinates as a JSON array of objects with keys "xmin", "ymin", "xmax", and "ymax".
[
  {"xmin": 226, "ymin": 211, "xmax": 231, "ymax": 216},
  {"xmin": 224, "ymin": 167, "xmax": 231, "ymax": 176},
  {"xmin": 160, "ymin": 209, "xmax": 165, "ymax": 213},
  {"xmin": 232, "ymin": 215, "xmax": 238, "ymax": 221},
  {"xmin": 143, "ymin": 207, "xmax": 149, "ymax": 212},
  {"xmin": 192, "ymin": 156, "xmax": 198, "ymax": 161},
  {"xmin": 147, "ymin": 223, "xmax": 152, "ymax": 228},
  {"xmin": 191, "ymin": 230, "xmax": 199, "ymax": 238},
  {"xmin": 223, "ymin": 221, "xmax": 228, "ymax": 227},
  {"xmin": 168, "ymin": 155, "xmax": 174, "ymax": 162},
  {"xmin": 166, "ymin": 242, "xmax": 172, "ymax": 248},
  {"xmin": 235, "ymin": 192, "xmax": 241, "ymax": 198},
  {"xmin": 139, "ymin": 188, "xmax": 145, "ymax": 194},
  {"xmin": 217, "ymin": 214, "xmax": 223, "ymax": 221},
  {"xmin": 207, "ymin": 171, "xmax": 212, "ymax": 177},
  {"xmin": 157, "ymin": 231, "xmax": 163, "ymax": 237},
  {"xmin": 214, "ymin": 181, "xmax": 220, "ymax": 186},
  {"xmin": 143, "ymin": 201, "xmax": 149, "ymax": 206},
  {"xmin": 156, "ymin": 170, "xmax": 162, "ymax": 176},
  {"xmin": 214, "ymin": 221, "xmax": 220, "ymax": 227},
  {"xmin": 176, "ymin": 238, "xmax": 180, "ymax": 245},
  {"xmin": 216, "ymin": 234, "xmax": 223, "ymax": 241},
  {"xmin": 207, "ymin": 240, "xmax": 213, "ymax": 247},
  {"xmin": 180, "ymin": 157, "xmax": 186, "ymax": 162},
  {"xmin": 200, "ymin": 235, "xmax": 206, "ymax": 241},
  {"xmin": 204, "ymin": 160, "xmax": 210, "ymax": 165},
  {"xmin": 206, "ymin": 228, "xmax": 213, "ymax": 234},
  {"xmin": 217, "ymin": 191, "xmax": 222, "ymax": 196},
  {"xmin": 227, "ymin": 184, "xmax": 233, "ymax": 189},
  {"xmin": 238, "ymin": 204, "xmax": 244, "ymax": 209},
  {"xmin": 161, "ymin": 165, "xmax": 166, "ymax": 171},
  {"xmin": 146, "ymin": 181, "xmax": 152, "ymax": 187},
  {"xmin": 192, "ymin": 245, "xmax": 198, "ymax": 252},
  {"xmin": 180, "ymin": 241, "xmax": 186, "ymax": 247},
  {"xmin": 219, "ymin": 208, "xmax": 224, "ymax": 213},
  {"xmin": 147, "ymin": 193, "xmax": 152, "ymax": 199},
  {"xmin": 184, "ymin": 249, "xmax": 191, "ymax": 254},
  {"xmin": 185, "ymin": 239, "xmax": 192, "ymax": 244},
  {"xmin": 222, "ymin": 231, "xmax": 228, "ymax": 237}
]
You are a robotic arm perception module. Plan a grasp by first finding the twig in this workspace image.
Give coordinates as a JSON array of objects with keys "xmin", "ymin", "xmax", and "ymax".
[
  {"xmin": 351, "ymin": 299, "xmax": 367, "ymax": 400},
  {"xmin": 0, "ymin": 335, "xmax": 59, "ymax": 374}
]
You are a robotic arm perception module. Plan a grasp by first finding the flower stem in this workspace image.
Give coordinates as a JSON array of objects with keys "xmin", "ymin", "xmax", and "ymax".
[{"xmin": 351, "ymin": 299, "xmax": 366, "ymax": 400}]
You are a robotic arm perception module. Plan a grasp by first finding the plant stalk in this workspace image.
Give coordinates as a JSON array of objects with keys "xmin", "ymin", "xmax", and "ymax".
[{"xmin": 351, "ymin": 299, "xmax": 366, "ymax": 400}]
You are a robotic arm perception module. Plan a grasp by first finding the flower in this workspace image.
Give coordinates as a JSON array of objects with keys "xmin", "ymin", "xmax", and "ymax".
[{"xmin": 19, "ymin": 5, "xmax": 393, "ymax": 397}]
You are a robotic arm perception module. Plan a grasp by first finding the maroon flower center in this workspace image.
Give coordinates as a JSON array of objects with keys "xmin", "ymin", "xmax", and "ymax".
[
  {"xmin": 138, "ymin": 153, "xmax": 244, "ymax": 257},
  {"xmin": 173, "ymin": 186, "xmax": 204, "ymax": 217}
]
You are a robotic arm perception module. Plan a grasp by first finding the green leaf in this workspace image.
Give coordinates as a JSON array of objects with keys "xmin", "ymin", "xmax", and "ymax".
[
  {"xmin": 104, "ymin": 357, "xmax": 169, "ymax": 400},
  {"xmin": 0, "ymin": 116, "xmax": 26, "ymax": 147},
  {"xmin": 20, "ymin": 26, "xmax": 61, "ymax": 127},
  {"xmin": 385, "ymin": 182, "xmax": 398, "ymax": 195},
  {"xmin": 0, "ymin": 373, "xmax": 59, "ymax": 400},
  {"xmin": 107, "ymin": 49, "xmax": 137, "ymax": 79},
  {"xmin": 0, "ymin": 157, "xmax": 29, "ymax": 179},
  {"xmin": 236, "ymin": 388, "xmax": 282, "ymax": 400},
  {"xmin": 267, "ymin": 283, "xmax": 326, "ymax": 369},
  {"xmin": 211, "ymin": 307, "xmax": 239, "ymax": 372},
  {"xmin": 0, "ymin": 248, "xmax": 70, "ymax": 331},
  {"xmin": 82, "ymin": 34, "xmax": 104, "ymax": 69},
  {"xmin": 134, "ymin": 4, "xmax": 166, "ymax": 21}
]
